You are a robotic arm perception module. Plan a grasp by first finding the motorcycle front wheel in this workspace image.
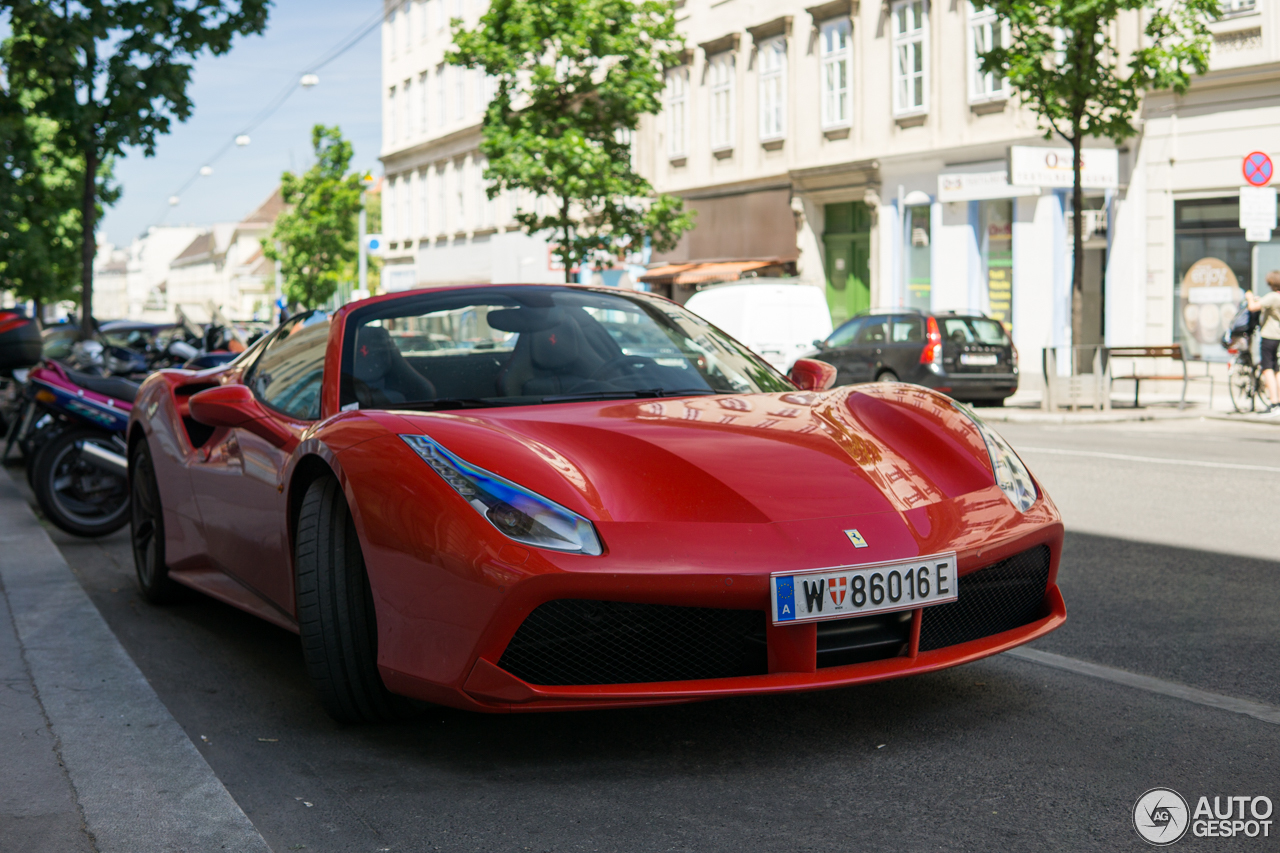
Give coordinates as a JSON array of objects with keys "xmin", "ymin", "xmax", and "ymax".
[{"xmin": 31, "ymin": 428, "xmax": 130, "ymax": 537}]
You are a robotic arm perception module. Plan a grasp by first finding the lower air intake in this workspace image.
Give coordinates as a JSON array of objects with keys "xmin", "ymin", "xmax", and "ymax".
[
  {"xmin": 918, "ymin": 544, "xmax": 1051, "ymax": 652},
  {"xmin": 497, "ymin": 599, "xmax": 767, "ymax": 686}
]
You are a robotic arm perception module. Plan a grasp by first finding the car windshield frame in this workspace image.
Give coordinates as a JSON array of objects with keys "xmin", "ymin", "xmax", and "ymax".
[{"xmin": 338, "ymin": 285, "xmax": 794, "ymax": 411}]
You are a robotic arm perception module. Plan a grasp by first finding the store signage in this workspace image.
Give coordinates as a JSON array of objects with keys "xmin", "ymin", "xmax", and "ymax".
[
  {"xmin": 1180, "ymin": 258, "xmax": 1241, "ymax": 351},
  {"xmin": 937, "ymin": 169, "xmax": 1040, "ymax": 202},
  {"xmin": 1242, "ymin": 151, "xmax": 1273, "ymax": 187},
  {"xmin": 1239, "ymin": 185, "xmax": 1277, "ymax": 243},
  {"xmin": 1008, "ymin": 146, "xmax": 1119, "ymax": 189}
]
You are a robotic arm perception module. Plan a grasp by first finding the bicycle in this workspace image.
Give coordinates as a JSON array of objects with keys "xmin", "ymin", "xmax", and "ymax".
[{"xmin": 1226, "ymin": 330, "xmax": 1265, "ymax": 413}]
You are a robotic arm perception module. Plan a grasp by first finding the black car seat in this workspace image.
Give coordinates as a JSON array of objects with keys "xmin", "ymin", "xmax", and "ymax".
[
  {"xmin": 351, "ymin": 326, "xmax": 436, "ymax": 406},
  {"xmin": 494, "ymin": 308, "xmax": 608, "ymax": 396}
]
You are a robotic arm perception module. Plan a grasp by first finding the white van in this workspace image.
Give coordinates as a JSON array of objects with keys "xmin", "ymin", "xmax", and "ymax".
[{"xmin": 684, "ymin": 279, "xmax": 833, "ymax": 372}]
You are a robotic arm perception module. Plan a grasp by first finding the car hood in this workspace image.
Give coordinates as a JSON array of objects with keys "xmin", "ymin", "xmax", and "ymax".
[{"xmin": 379, "ymin": 385, "xmax": 997, "ymax": 526}]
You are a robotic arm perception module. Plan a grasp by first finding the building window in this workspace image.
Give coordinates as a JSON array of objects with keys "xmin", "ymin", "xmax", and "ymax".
[
  {"xmin": 384, "ymin": 177, "xmax": 397, "ymax": 242},
  {"xmin": 436, "ymin": 164, "xmax": 447, "ymax": 234},
  {"xmin": 820, "ymin": 19, "xmax": 851, "ymax": 128},
  {"xmin": 419, "ymin": 168, "xmax": 430, "ymax": 237},
  {"xmin": 967, "ymin": 3, "xmax": 1006, "ymax": 102},
  {"xmin": 402, "ymin": 78, "xmax": 412, "ymax": 140},
  {"xmin": 435, "ymin": 63, "xmax": 446, "ymax": 127},
  {"xmin": 709, "ymin": 51, "xmax": 735, "ymax": 152},
  {"xmin": 387, "ymin": 86, "xmax": 397, "ymax": 143},
  {"xmin": 476, "ymin": 156, "xmax": 492, "ymax": 228},
  {"xmin": 419, "ymin": 71, "xmax": 429, "ymax": 134},
  {"xmin": 758, "ymin": 36, "xmax": 786, "ymax": 142},
  {"xmin": 399, "ymin": 175, "xmax": 411, "ymax": 243},
  {"xmin": 388, "ymin": 7, "xmax": 397, "ymax": 59},
  {"xmin": 454, "ymin": 160, "xmax": 467, "ymax": 232},
  {"xmin": 453, "ymin": 65, "xmax": 466, "ymax": 121},
  {"xmin": 892, "ymin": 0, "xmax": 928, "ymax": 115},
  {"xmin": 665, "ymin": 67, "xmax": 687, "ymax": 158},
  {"xmin": 1219, "ymin": 0, "xmax": 1257, "ymax": 15}
]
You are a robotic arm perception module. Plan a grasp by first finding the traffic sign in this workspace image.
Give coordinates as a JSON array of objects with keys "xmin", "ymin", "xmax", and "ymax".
[
  {"xmin": 1243, "ymin": 151, "xmax": 1273, "ymax": 187},
  {"xmin": 1240, "ymin": 185, "xmax": 1277, "ymax": 242}
]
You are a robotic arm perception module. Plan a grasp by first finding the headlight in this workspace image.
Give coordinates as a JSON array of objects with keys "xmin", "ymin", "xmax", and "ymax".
[
  {"xmin": 400, "ymin": 434, "xmax": 603, "ymax": 555},
  {"xmin": 951, "ymin": 403, "xmax": 1037, "ymax": 512}
]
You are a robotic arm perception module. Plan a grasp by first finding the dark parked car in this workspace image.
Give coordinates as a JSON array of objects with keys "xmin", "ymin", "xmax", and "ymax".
[{"xmin": 810, "ymin": 310, "xmax": 1018, "ymax": 405}]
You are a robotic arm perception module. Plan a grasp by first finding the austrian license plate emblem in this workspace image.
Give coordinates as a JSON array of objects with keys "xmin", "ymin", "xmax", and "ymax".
[{"xmin": 770, "ymin": 553, "xmax": 957, "ymax": 624}]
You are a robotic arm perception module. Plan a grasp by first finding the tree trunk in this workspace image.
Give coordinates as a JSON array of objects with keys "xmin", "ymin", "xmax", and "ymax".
[
  {"xmin": 80, "ymin": 144, "xmax": 97, "ymax": 339},
  {"xmin": 562, "ymin": 198, "xmax": 573, "ymax": 284},
  {"xmin": 1071, "ymin": 133, "xmax": 1084, "ymax": 370}
]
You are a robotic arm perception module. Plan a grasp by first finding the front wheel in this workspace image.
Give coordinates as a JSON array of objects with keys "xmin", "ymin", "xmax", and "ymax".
[
  {"xmin": 31, "ymin": 428, "xmax": 130, "ymax": 537},
  {"xmin": 130, "ymin": 439, "xmax": 183, "ymax": 603},
  {"xmin": 295, "ymin": 475, "xmax": 413, "ymax": 724},
  {"xmin": 1229, "ymin": 366, "xmax": 1257, "ymax": 413}
]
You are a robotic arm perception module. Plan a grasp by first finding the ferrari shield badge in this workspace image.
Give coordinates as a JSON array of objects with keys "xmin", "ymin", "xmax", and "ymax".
[{"xmin": 844, "ymin": 529, "xmax": 868, "ymax": 549}]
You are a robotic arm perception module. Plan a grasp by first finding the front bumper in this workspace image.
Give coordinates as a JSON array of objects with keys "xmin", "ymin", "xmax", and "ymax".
[{"xmin": 376, "ymin": 498, "xmax": 1064, "ymax": 712}]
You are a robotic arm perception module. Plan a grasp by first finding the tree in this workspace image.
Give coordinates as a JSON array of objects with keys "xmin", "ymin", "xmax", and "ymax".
[
  {"xmin": 3, "ymin": 0, "xmax": 270, "ymax": 336},
  {"xmin": 977, "ymin": 0, "xmax": 1218, "ymax": 347},
  {"xmin": 263, "ymin": 125, "xmax": 363, "ymax": 310},
  {"xmin": 449, "ymin": 0, "xmax": 693, "ymax": 282}
]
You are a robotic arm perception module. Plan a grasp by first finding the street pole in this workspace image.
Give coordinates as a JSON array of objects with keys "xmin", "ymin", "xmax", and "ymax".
[{"xmin": 358, "ymin": 201, "xmax": 368, "ymax": 295}]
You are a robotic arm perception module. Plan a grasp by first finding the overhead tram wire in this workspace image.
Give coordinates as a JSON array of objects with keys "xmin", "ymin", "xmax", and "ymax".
[{"xmin": 148, "ymin": 2, "xmax": 397, "ymax": 230}]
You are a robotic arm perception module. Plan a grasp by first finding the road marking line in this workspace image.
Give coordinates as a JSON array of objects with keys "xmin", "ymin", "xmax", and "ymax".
[
  {"xmin": 1006, "ymin": 647, "xmax": 1280, "ymax": 726},
  {"xmin": 1017, "ymin": 445, "xmax": 1280, "ymax": 474}
]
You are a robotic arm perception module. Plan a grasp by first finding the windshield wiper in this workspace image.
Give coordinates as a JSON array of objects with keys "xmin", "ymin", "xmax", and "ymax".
[
  {"xmin": 541, "ymin": 388, "xmax": 718, "ymax": 403},
  {"xmin": 390, "ymin": 397, "xmax": 510, "ymax": 411}
]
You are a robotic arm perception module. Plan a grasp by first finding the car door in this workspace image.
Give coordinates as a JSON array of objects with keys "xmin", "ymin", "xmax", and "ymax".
[
  {"xmin": 816, "ymin": 317, "xmax": 865, "ymax": 386},
  {"xmin": 190, "ymin": 311, "xmax": 330, "ymax": 612},
  {"xmin": 848, "ymin": 316, "xmax": 889, "ymax": 382}
]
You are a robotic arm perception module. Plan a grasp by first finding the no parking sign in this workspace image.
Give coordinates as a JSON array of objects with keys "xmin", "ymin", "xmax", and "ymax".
[{"xmin": 1243, "ymin": 151, "xmax": 1273, "ymax": 187}]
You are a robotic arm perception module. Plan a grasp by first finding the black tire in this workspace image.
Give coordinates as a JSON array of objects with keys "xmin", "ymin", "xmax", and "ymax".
[
  {"xmin": 295, "ymin": 475, "xmax": 411, "ymax": 724},
  {"xmin": 876, "ymin": 370, "xmax": 898, "ymax": 383},
  {"xmin": 31, "ymin": 428, "xmax": 130, "ymax": 537},
  {"xmin": 1229, "ymin": 366, "xmax": 1257, "ymax": 414},
  {"xmin": 130, "ymin": 439, "xmax": 183, "ymax": 604}
]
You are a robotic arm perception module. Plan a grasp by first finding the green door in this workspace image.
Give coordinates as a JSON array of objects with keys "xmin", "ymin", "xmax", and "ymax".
[{"xmin": 824, "ymin": 203, "xmax": 871, "ymax": 327}]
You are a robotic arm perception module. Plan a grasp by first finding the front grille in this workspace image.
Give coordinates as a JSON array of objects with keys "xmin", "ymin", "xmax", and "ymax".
[
  {"xmin": 918, "ymin": 545, "xmax": 1051, "ymax": 652},
  {"xmin": 498, "ymin": 599, "xmax": 767, "ymax": 686},
  {"xmin": 817, "ymin": 610, "xmax": 912, "ymax": 668}
]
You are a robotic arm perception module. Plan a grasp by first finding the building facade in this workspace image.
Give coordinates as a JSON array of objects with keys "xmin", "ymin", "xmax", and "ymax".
[
  {"xmin": 638, "ymin": 0, "xmax": 1280, "ymax": 369},
  {"xmin": 379, "ymin": 0, "xmax": 566, "ymax": 291}
]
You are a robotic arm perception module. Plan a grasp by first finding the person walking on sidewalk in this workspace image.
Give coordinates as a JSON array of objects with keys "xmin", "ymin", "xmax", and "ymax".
[{"xmin": 1246, "ymin": 270, "xmax": 1280, "ymax": 414}]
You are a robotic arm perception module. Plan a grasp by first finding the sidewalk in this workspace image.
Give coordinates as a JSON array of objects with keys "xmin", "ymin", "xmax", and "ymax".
[{"xmin": 0, "ymin": 466, "xmax": 272, "ymax": 853}]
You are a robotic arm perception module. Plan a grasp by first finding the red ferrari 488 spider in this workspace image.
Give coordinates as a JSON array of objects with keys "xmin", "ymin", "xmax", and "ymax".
[{"xmin": 128, "ymin": 284, "xmax": 1064, "ymax": 722}]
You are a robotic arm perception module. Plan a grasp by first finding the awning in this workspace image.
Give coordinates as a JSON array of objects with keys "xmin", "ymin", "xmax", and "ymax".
[{"xmin": 639, "ymin": 259, "xmax": 792, "ymax": 286}]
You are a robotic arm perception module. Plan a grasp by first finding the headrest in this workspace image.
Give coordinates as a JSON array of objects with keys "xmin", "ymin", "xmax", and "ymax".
[
  {"xmin": 487, "ymin": 307, "xmax": 564, "ymax": 333},
  {"xmin": 530, "ymin": 320, "xmax": 580, "ymax": 370},
  {"xmin": 353, "ymin": 326, "xmax": 398, "ymax": 381}
]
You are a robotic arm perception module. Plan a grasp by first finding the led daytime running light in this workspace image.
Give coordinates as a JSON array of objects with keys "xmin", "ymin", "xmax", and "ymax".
[
  {"xmin": 951, "ymin": 402, "xmax": 1037, "ymax": 512},
  {"xmin": 400, "ymin": 434, "xmax": 603, "ymax": 555}
]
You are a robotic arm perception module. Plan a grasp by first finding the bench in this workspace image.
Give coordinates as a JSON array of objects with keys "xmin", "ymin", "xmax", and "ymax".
[{"xmin": 1108, "ymin": 345, "xmax": 1213, "ymax": 410}]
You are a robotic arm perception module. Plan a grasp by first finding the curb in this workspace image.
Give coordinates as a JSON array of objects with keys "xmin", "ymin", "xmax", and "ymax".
[
  {"xmin": 977, "ymin": 408, "xmax": 1212, "ymax": 425},
  {"xmin": 0, "ymin": 468, "xmax": 272, "ymax": 853}
]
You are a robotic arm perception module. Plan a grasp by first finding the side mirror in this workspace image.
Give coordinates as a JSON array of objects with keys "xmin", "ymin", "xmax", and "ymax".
[
  {"xmin": 812, "ymin": 339, "xmax": 827, "ymax": 350},
  {"xmin": 789, "ymin": 358, "xmax": 838, "ymax": 392},
  {"xmin": 188, "ymin": 384, "xmax": 291, "ymax": 447}
]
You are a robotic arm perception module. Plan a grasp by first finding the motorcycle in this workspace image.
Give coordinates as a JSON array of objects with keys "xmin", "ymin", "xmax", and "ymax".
[{"xmin": 5, "ymin": 359, "xmax": 137, "ymax": 537}]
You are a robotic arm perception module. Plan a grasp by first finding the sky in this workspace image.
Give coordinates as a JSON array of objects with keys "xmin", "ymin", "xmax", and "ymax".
[{"xmin": 98, "ymin": 0, "xmax": 384, "ymax": 248}]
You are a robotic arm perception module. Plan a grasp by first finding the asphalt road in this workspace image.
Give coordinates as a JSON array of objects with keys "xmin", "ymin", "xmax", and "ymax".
[{"xmin": 25, "ymin": 416, "xmax": 1280, "ymax": 852}]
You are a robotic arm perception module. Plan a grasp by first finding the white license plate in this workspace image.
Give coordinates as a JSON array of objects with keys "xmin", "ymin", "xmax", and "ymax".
[
  {"xmin": 770, "ymin": 553, "xmax": 957, "ymax": 625},
  {"xmin": 961, "ymin": 353, "xmax": 998, "ymax": 366}
]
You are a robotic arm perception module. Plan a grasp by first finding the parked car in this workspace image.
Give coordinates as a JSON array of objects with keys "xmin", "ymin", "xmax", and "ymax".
[
  {"xmin": 684, "ymin": 279, "xmax": 833, "ymax": 372},
  {"xmin": 129, "ymin": 284, "xmax": 1062, "ymax": 723},
  {"xmin": 809, "ymin": 310, "xmax": 1018, "ymax": 405}
]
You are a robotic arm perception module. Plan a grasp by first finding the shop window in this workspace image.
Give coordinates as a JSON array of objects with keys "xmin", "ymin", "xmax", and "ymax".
[
  {"xmin": 758, "ymin": 36, "xmax": 786, "ymax": 142},
  {"xmin": 820, "ymin": 20, "xmax": 851, "ymax": 129},
  {"xmin": 981, "ymin": 199, "xmax": 1013, "ymax": 332},
  {"xmin": 709, "ymin": 52, "xmax": 735, "ymax": 152},
  {"xmin": 967, "ymin": 3, "xmax": 1007, "ymax": 102},
  {"xmin": 906, "ymin": 205, "xmax": 931, "ymax": 311},
  {"xmin": 1174, "ymin": 197, "xmax": 1255, "ymax": 359},
  {"xmin": 892, "ymin": 0, "xmax": 928, "ymax": 116},
  {"xmin": 665, "ymin": 67, "xmax": 688, "ymax": 158}
]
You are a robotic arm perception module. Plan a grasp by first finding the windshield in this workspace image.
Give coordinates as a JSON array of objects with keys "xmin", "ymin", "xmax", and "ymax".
[{"xmin": 340, "ymin": 286, "xmax": 793, "ymax": 410}]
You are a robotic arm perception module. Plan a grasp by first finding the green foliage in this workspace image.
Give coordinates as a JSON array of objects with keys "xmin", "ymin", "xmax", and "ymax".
[
  {"xmin": 2, "ymin": 0, "xmax": 271, "ymax": 326},
  {"xmin": 449, "ymin": 0, "xmax": 693, "ymax": 279},
  {"xmin": 977, "ymin": 0, "xmax": 1218, "ymax": 146},
  {"xmin": 263, "ymin": 125, "xmax": 364, "ymax": 309}
]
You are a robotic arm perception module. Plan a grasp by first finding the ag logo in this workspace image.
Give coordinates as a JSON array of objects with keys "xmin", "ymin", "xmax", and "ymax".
[
  {"xmin": 844, "ymin": 529, "xmax": 868, "ymax": 548},
  {"xmin": 1134, "ymin": 788, "xmax": 1189, "ymax": 846}
]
